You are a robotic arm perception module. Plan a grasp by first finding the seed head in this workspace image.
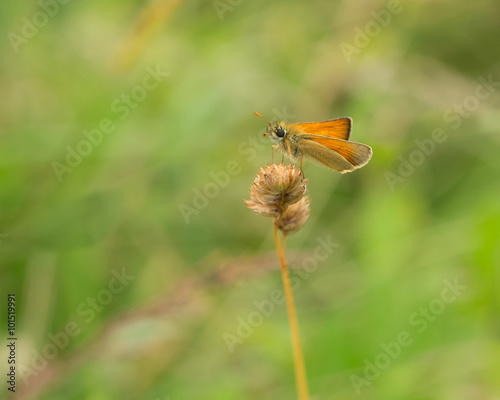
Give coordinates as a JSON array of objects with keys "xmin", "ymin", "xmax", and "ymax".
[
  {"xmin": 245, "ymin": 163, "xmax": 310, "ymax": 235},
  {"xmin": 244, "ymin": 163, "xmax": 308, "ymax": 217},
  {"xmin": 275, "ymin": 196, "xmax": 310, "ymax": 235}
]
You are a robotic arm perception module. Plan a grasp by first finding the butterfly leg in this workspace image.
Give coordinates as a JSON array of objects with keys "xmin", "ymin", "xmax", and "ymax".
[
  {"xmin": 271, "ymin": 144, "xmax": 282, "ymax": 163},
  {"xmin": 299, "ymin": 156, "xmax": 303, "ymax": 171}
]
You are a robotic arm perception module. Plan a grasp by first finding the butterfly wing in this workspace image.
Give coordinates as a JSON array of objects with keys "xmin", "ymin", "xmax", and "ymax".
[
  {"xmin": 298, "ymin": 135, "xmax": 372, "ymax": 173},
  {"xmin": 294, "ymin": 117, "xmax": 352, "ymax": 140}
]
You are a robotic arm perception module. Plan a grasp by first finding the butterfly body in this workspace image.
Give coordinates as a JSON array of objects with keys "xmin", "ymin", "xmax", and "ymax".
[{"xmin": 259, "ymin": 114, "xmax": 372, "ymax": 173}]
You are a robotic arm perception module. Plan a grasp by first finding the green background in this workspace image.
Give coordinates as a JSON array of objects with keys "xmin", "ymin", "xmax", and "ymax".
[{"xmin": 1, "ymin": 0, "xmax": 499, "ymax": 399}]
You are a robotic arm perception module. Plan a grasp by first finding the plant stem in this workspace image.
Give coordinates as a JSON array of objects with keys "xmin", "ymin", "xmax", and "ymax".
[{"xmin": 273, "ymin": 222, "xmax": 310, "ymax": 400}]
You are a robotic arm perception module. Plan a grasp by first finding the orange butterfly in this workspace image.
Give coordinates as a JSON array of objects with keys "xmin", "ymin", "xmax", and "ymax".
[{"xmin": 255, "ymin": 112, "xmax": 372, "ymax": 173}]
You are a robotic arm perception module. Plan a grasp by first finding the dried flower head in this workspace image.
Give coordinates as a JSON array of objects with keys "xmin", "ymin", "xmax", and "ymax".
[
  {"xmin": 245, "ymin": 163, "xmax": 310, "ymax": 235},
  {"xmin": 244, "ymin": 163, "xmax": 308, "ymax": 217},
  {"xmin": 275, "ymin": 196, "xmax": 310, "ymax": 235}
]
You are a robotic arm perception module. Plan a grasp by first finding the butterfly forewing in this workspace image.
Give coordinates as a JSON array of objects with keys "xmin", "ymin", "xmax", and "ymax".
[{"xmin": 294, "ymin": 118, "xmax": 352, "ymax": 141}]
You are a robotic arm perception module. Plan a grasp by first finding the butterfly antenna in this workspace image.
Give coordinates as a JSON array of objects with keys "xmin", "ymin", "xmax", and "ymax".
[
  {"xmin": 254, "ymin": 111, "xmax": 272, "ymax": 123},
  {"xmin": 254, "ymin": 111, "xmax": 273, "ymax": 136}
]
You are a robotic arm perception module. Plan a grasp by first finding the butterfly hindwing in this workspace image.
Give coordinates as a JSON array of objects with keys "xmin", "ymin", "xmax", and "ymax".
[{"xmin": 299, "ymin": 135, "xmax": 372, "ymax": 173}]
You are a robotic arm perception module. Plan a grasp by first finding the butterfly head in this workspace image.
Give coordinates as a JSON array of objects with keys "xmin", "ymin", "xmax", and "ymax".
[
  {"xmin": 264, "ymin": 121, "xmax": 288, "ymax": 143},
  {"xmin": 254, "ymin": 112, "xmax": 289, "ymax": 143}
]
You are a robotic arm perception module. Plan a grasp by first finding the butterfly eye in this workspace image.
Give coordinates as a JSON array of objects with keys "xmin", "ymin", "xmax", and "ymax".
[{"xmin": 275, "ymin": 128, "xmax": 286, "ymax": 138}]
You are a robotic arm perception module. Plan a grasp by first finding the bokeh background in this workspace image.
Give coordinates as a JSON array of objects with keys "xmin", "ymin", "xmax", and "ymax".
[{"xmin": 1, "ymin": 0, "xmax": 500, "ymax": 399}]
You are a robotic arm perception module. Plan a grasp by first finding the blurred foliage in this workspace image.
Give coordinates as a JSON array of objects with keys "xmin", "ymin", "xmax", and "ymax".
[{"xmin": 1, "ymin": 0, "xmax": 499, "ymax": 399}]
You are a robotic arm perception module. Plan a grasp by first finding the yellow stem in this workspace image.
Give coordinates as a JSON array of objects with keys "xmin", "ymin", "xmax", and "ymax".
[{"xmin": 273, "ymin": 222, "xmax": 310, "ymax": 400}]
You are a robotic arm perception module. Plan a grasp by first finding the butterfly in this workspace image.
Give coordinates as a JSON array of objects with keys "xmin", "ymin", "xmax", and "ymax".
[{"xmin": 255, "ymin": 112, "xmax": 372, "ymax": 173}]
